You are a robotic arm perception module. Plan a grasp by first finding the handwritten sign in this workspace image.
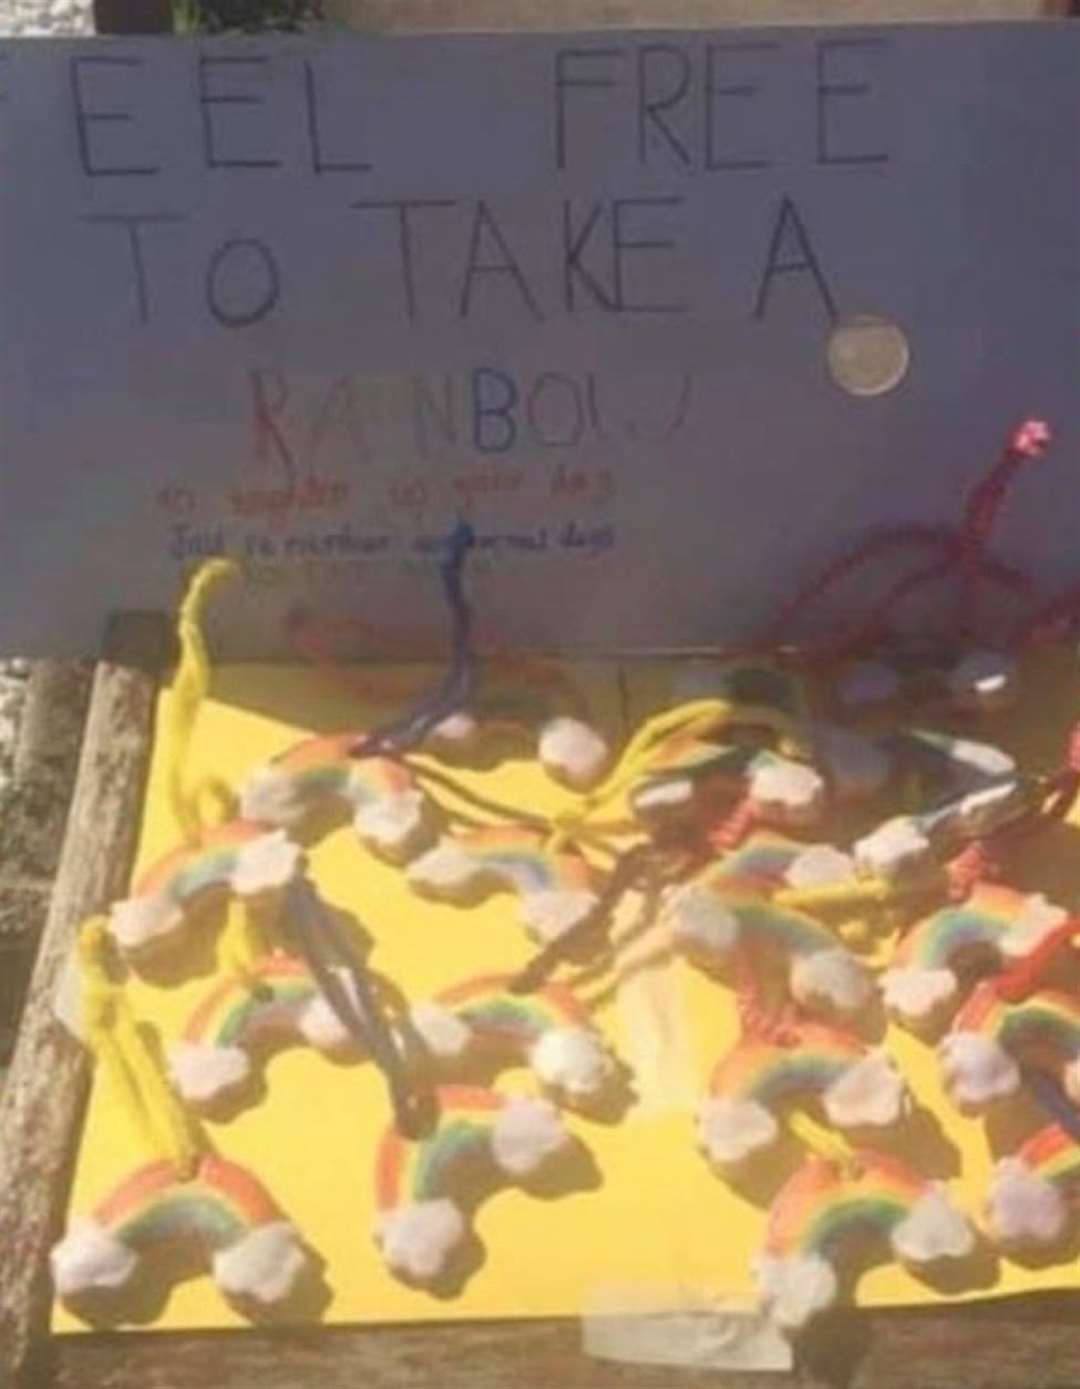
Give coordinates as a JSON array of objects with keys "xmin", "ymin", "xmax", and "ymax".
[{"xmin": 1, "ymin": 25, "xmax": 1078, "ymax": 657}]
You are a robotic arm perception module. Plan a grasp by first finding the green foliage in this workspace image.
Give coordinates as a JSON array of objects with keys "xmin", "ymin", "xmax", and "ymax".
[{"xmin": 173, "ymin": 0, "xmax": 324, "ymax": 31}]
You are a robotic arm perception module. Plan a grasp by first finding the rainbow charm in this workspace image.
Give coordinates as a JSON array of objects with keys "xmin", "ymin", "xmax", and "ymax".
[
  {"xmin": 938, "ymin": 981, "xmax": 1080, "ymax": 1112},
  {"xmin": 51, "ymin": 1154, "xmax": 310, "ymax": 1313},
  {"xmin": 109, "ymin": 823, "xmax": 303, "ymax": 955},
  {"xmin": 427, "ymin": 697, "xmax": 610, "ymax": 792},
  {"xmin": 755, "ymin": 1151, "xmax": 974, "ymax": 1330},
  {"xmin": 373, "ymin": 1085, "xmax": 573, "ymax": 1285},
  {"xmin": 698, "ymin": 1023, "xmax": 907, "ymax": 1167},
  {"xmin": 406, "ymin": 826, "xmax": 601, "ymax": 943},
  {"xmin": 882, "ymin": 887, "xmax": 1066, "ymax": 1030},
  {"xmin": 663, "ymin": 870, "xmax": 872, "ymax": 1015},
  {"xmin": 168, "ymin": 952, "xmax": 365, "ymax": 1110},
  {"xmin": 410, "ymin": 973, "xmax": 616, "ymax": 1108},
  {"xmin": 240, "ymin": 733, "xmax": 435, "ymax": 862},
  {"xmin": 986, "ymin": 1123, "xmax": 1080, "ymax": 1248}
]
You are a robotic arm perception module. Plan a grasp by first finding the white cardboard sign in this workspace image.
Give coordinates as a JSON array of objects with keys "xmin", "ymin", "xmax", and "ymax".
[{"xmin": 1, "ymin": 25, "xmax": 1078, "ymax": 657}]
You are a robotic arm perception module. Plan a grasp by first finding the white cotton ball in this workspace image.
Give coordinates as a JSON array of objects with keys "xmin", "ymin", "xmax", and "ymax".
[
  {"xmin": 782, "ymin": 845, "xmax": 858, "ymax": 892},
  {"xmin": 168, "ymin": 1041, "xmax": 251, "ymax": 1105},
  {"xmin": 240, "ymin": 764, "xmax": 307, "ymax": 828},
  {"xmin": 296, "ymin": 967, "xmax": 362, "ymax": 1052},
  {"xmin": 938, "ymin": 1031, "xmax": 1020, "ymax": 1109},
  {"xmin": 666, "ymin": 884, "xmax": 739, "ymax": 958},
  {"xmin": 520, "ymin": 889, "xmax": 597, "ymax": 943},
  {"xmin": 406, "ymin": 839, "xmax": 479, "ymax": 896},
  {"xmin": 811, "ymin": 723, "xmax": 891, "ymax": 802},
  {"xmin": 51, "ymin": 1221, "xmax": 138, "ymax": 1299},
  {"xmin": 376, "ymin": 1199, "xmax": 466, "ymax": 1283},
  {"xmin": 1062, "ymin": 1058, "xmax": 1080, "ymax": 1106},
  {"xmin": 633, "ymin": 777, "xmax": 695, "ymax": 815},
  {"xmin": 939, "ymin": 734, "xmax": 1016, "ymax": 787},
  {"xmin": 529, "ymin": 1027, "xmax": 614, "ymax": 1100},
  {"xmin": 837, "ymin": 660, "xmax": 901, "ymax": 711},
  {"xmin": 353, "ymin": 790, "xmax": 430, "ymax": 862},
  {"xmin": 213, "ymin": 1222, "xmax": 309, "ymax": 1305},
  {"xmin": 946, "ymin": 781, "xmax": 1026, "ymax": 839},
  {"xmin": 748, "ymin": 757, "xmax": 826, "ymax": 827},
  {"xmin": 538, "ymin": 718, "xmax": 610, "ymax": 791},
  {"xmin": 753, "ymin": 1252, "xmax": 838, "ymax": 1331},
  {"xmin": 986, "ymin": 1158, "xmax": 1067, "ymax": 1247},
  {"xmin": 108, "ymin": 893, "xmax": 182, "ymax": 953},
  {"xmin": 880, "ymin": 966, "xmax": 958, "ymax": 1025},
  {"xmin": 947, "ymin": 650, "xmax": 1017, "ymax": 714},
  {"xmin": 891, "ymin": 1187, "xmax": 975, "ymax": 1264},
  {"xmin": 854, "ymin": 817, "xmax": 931, "ymax": 881},
  {"xmin": 490, "ymin": 1095, "xmax": 570, "ymax": 1176},
  {"xmin": 697, "ymin": 1097, "xmax": 779, "ymax": 1166},
  {"xmin": 410, "ymin": 1002, "xmax": 473, "ymax": 1060},
  {"xmin": 822, "ymin": 1052, "xmax": 906, "ymax": 1129},
  {"xmin": 1000, "ymin": 894, "xmax": 1068, "ymax": 959},
  {"xmin": 230, "ymin": 830, "xmax": 304, "ymax": 897},
  {"xmin": 790, "ymin": 949, "xmax": 871, "ymax": 1014},
  {"xmin": 426, "ymin": 711, "xmax": 480, "ymax": 750}
]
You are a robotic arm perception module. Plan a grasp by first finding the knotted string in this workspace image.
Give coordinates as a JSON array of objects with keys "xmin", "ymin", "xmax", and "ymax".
[
  {"xmin": 351, "ymin": 520, "xmax": 477, "ymax": 757},
  {"xmin": 78, "ymin": 917, "xmax": 202, "ymax": 1178},
  {"xmin": 168, "ymin": 558, "xmax": 239, "ymax": 845}
]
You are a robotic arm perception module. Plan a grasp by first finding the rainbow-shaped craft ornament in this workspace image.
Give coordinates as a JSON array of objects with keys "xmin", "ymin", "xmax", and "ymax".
[
  {"xmin": 409, "ymin": 973, "xmax": 616, "ymax": 1108},
  {"xmin": 698, "ymin": 1023, "xmax": 907, "ymax": 1168},
  {"xmin": 373, "ymin": 1085, "xmax": 574, "ymax": 1285},
  {"xmin": 108, "ymin": 823, "xmax": 304, "ymax": 956},
  {"xmin": 938, "ymin": 981, "xmax": 1080, "ymax": 1112},
  {"xmin": 406, "ymin": 826, "xmax": 601, "ymax": 943},
  {"xmin": 240, "ymin": 732, "xmax": 435, "ymax": 862},
  {"xmin": 663, "ymin": 869, "xmax": 873, "ymax": 1016},
  {"xmin": 51, "ymin": 1154, "xmax": 311, "ymax": 1314},
  {"xmin": 882, "ymin": 887, "xmax": 1066, "ymax": 1031},
  {"xmin": 168, "ymin": 952, "xmax": 365, "ymax": 1110},
  {"xmin": 754, "ymin": 1151, "xmax": 975, "ymax": 1331},
  {"xmin": 986, "ymin": 1123, "xmax": 1080, "ymax": 1248}
]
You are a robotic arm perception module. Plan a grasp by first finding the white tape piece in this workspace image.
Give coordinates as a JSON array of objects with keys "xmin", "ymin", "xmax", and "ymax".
[
  {"xmin": 582, "ymin": 1286, "xmax": 792, "ymax": 1371},
  {"xmin": 53, "ymin": 944, "xmax": 84, "ymax": 1042}
]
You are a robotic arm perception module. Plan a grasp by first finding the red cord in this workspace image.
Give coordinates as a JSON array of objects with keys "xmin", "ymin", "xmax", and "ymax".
[{"xmin": 995, "ymin": 916, "xmax": 1080, "ymax": 1004}]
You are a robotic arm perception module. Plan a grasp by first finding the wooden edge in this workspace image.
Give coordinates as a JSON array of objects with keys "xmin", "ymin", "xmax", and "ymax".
[{"xmin": 0, "ymin": 612, "xmax": 170, "ymax": 1387}]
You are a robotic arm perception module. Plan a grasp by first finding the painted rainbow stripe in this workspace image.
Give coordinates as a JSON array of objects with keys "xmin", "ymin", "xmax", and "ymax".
[
  {"xmin": 710, "ymin": 1024, "xmax": 865, "ymax": 1109},
  {"xmin": 260, "ymin": 732, "xmax": 417, "ymax": 811},
  {"xmin": 433, "ymin": 973, "xmax": 588, "ymax": 1049},
  {"xmin": 954, "ymin": 983, "xmax": 1080, "ymax": 1060},
  {"xmin": 375, "ymin": 1086, "xmax": 504, "ymax": 1212},
  {"xmin": 699, "ymin": 878, "xmax": 843, "ymax": 958},
  {"xmin": 181, "ymin": 954, "xmax": 324, "ymax": 1050},
  {"xmin": 1015, "ymin": 1123, "xmax": 1080, "ymax": 1189},
  {"xmin": 710, "ymin": 833, "xmax": 804, "ymax": 889},
  {"xmin": 133, "ymin": 819, "xmax": 266, "ymax": 904},
  {"xmin": 762, "ymin": 1151, "xmax": 928, "ymax": 1260},
  {"xmin": 93, "ymin": 1154, "xmax": 282, "ymax": 1252},
  {"xmin": 892, "ymin": 885, "xmax": 1032, "ymax": 971}
]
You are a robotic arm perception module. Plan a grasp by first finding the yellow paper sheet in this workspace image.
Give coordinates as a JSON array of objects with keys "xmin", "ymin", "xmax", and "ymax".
[{"xmin": 54, "ymin": 651, "xmax": 1080, "ymax": 1333}]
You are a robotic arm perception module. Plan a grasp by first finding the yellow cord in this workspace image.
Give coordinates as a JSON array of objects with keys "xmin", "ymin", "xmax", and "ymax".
[
  {"xmin": 219, "ymin": 897, "xmax": 266, "ymax": 980},
  {"xmin": 78, "ymin": 918, "xmax": 202, "ymax": 1177},
  {"xmin": 168, "ymin": 558, "xmax": 240, "ymax": 845},
  {"xmin": 787, "ymin": 1110, "xmax": 860, "ymax": 1174}
]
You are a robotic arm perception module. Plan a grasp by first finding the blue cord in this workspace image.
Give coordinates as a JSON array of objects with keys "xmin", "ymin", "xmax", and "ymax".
[{"xmin": 1022, "ymin": 1067, "xmax": 1080, "ymax": 1145}]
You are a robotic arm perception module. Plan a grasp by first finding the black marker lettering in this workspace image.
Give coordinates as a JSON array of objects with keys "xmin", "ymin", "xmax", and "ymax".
[
  {"xmin": 637, "ymin": 43, "xmax": 691, "ymax": 168},
  {"xmin": 527, "ymin": 373, "xmax": 585, "ymax": 448},
  {"xmin": 705, "ymin": 41, "xmax": 778, "ymax": 172},
  {"xmin": 563, "ymin": 200, "xmax": 616, "ymax": 312},
  {"xmin": 206, "ymin": 236, "xmax": 281, "ymax": 327},
  {"xmin": 817, "ymin": 39, "xmax": 890, "ymax": 166},
  {"xmin": 459, "ymin": 201, "xmax": 543, "ymax": 322},
  {"xmin": 412, "ymin": 374, "xmax": 458, "ymax": 457},
  {"xmin": 70, "ymin": 56, "xmax": 158, "ymax": 177},
  {"xmin": 82, "ymin": 212, "xmax": 184, "ymax": 323},
  {"xmin": 754, "ymin": 196, "xmax": 836, "ymax": 321},
  {"xmin": 612, "ymin": 197, "xmax": 686, "ymax": 314},
  {"xmin": 351, "ymin": 200, "xmax": 456, "ymax": 321},
  {"xmin": 554, "ymin": 47, "xmax": 623, "ymax": 171},
  {"xmin": 304, "ymin": 60, "xmax": 371, "ymax": 175},
  {"xmin": 198, "ymin": 55, "xmax": 280, "ymax": 170}
]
